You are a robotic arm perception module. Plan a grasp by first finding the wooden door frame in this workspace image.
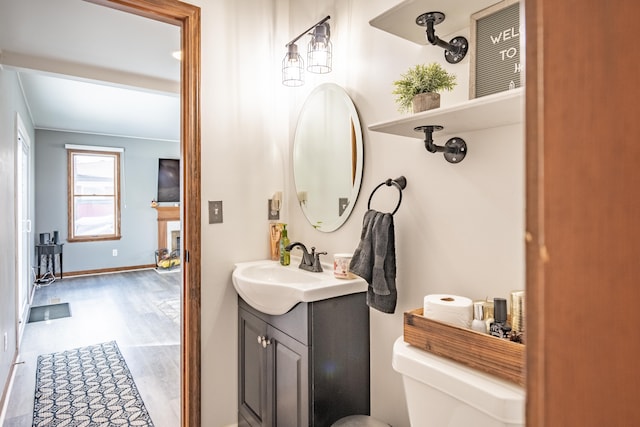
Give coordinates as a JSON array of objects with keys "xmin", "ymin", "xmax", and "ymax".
[
  {"xmin": 86, "ymin": 1, "xmax": 201, "ymax": 426},
  {"xmin": 525, "ymin": 0, "xmax": 640, "ymax": 425}
]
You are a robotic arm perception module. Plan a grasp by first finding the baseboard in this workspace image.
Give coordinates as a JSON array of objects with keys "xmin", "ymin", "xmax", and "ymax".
[
  {"xmin": 0, "ymin": 352, "xmax": 19, "ymax": 426},
  {"xmin": 154, "ymin": 267, "xmax": 181, "ymax": 274},
  {"xmin": 62, "ymin": 264, "xmax": 157, "ymax": 278}
]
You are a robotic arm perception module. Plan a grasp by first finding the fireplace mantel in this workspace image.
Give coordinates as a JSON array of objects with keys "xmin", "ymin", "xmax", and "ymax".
[{"xmin": 154, "ymin": 206, "xmax": 180, "ymax": 250}]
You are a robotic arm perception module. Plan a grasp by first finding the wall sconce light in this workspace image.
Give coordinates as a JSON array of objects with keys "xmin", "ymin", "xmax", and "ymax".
[
  {"xmin": 416, "ymin": 12, "xmax": 468, "ymax": 64},
  {"xmin": 282, "ymin": 15, "xmax": 331, "ymax": 86},
  {"xmin": 307, "ymin": 22, "xmax": 332, "ymax": 74},
  {"xmin": 415, "ymin": 125, "xmax": 467, "ymax": 163},
  {"xmin": 282, "ymin": 44, "xmax": 304, "ymax": 87}
]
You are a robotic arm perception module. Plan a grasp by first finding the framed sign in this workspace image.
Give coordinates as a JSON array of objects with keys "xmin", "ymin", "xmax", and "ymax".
[{"xmin": 470, "ymin": 0, "xmax": 522, "ymax": 98}]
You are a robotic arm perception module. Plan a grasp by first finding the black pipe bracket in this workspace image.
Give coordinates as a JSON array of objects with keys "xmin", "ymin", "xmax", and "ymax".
[
  {"xmin": 416, "ymin": 12, "xmax": 469, "ymax": 64},
  {"xmin": 414, "ymin": 125, "xmax": 467, "ymax": 164}
]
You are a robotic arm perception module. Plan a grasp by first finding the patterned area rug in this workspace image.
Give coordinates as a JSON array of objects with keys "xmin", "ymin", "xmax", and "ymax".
[{"xmin": 33, "ymin": 341, "xmax": 154, "ymax": 426}]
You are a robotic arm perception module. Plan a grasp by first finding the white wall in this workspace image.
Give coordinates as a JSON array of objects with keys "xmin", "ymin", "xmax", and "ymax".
[
  {"xmin": 196, "ymin": 0, "xmax": 290, "ymax": 425},
  {"xmin": 194, "ymin": 0, "xmax": 525, "ymax": 425},
  {"xmin": 283, "ymin": 2, "xmax": 525, "ymax": 426}
]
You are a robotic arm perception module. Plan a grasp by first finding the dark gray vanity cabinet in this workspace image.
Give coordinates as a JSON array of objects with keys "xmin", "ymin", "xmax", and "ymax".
[{"xmin": 238, "ymin": 293, "xmax": 370, "ymax": 427}]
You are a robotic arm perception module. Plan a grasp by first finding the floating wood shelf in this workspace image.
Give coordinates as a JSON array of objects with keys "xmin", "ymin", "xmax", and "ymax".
[
  {"xmin": 369, "ymin": 0, "xmax": 503, "ymax": 45},
  {"xmin": 404, "ymin": 307, "xmax": 525, "ymax": 386},
  {"xmin": 368, "ymin": 87, "xmax": 523, "ymax": 139}
]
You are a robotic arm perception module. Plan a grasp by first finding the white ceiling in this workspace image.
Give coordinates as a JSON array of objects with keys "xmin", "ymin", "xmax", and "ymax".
[{"xmin": 0, "ymin": 0, "xmax": 181, "ymax": 142}]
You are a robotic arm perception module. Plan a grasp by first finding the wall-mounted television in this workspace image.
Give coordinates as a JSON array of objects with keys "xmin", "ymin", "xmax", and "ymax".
[{"xmin": 157, "ymin": 158, "xmax": 180, "ymax": 203}]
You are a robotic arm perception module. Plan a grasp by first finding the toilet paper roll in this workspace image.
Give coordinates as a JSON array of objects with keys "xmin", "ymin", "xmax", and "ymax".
[{"xmin": 423, "ymin": 294, "xmax": 473, "ymax": 328}]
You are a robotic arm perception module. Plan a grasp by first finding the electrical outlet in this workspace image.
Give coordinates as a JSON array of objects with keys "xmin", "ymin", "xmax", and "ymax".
[
  {"xmin": 112, "ymin": 249, "xmax": 118, "ymax": 256},
  {"xmin": 209, "ymin": 200, "xmax": 223, "ymax": 224},
  {"xmin": 268, "ymin": 199, "xmax": 280, "ymax": 220},
  {"xmin": 3, "ymin": 332, "xmax": 7, "ymax": 352}
]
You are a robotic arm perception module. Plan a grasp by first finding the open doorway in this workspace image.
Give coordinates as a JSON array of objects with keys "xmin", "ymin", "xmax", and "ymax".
[
  {"xmin": 1, "ymin": 0, "xmax": 201, "ymax": 425},
  {"xmin": 64, "ymin": 1, "xmax": 202, "ymax": 425}
]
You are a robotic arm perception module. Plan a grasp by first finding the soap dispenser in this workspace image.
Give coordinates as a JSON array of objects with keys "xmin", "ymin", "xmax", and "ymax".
[{"xmin": 279, "ymin": 224, "xmax": 290, "ymax": 266}]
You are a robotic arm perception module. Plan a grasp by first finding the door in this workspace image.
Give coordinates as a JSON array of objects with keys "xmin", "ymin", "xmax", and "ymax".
[
  {"xmin": 15, "ymin": 113, "xmax": 31, "ymax": 343},
  {"xmin": 88, "ymin": 2, "xmax": 201, "ymax": 425},
  {"xmin": 268, "ymin": 326, "xmax": 308, "ymax": 427},
  {"xmin": 238, "ymin": 306, "xmax": 310, "ymax": 427},
  {"xmin": 239, "ymin": 307, "xmax": 268, "ymax": 427},
  {"xmin": 525, "ymin": 0, "xmax": 640, "ymax": 424}
]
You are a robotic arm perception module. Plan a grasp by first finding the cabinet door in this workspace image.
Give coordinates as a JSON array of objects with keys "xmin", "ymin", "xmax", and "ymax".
[
  {"xmin": 239, "ymin": 308, "xmax": 268, "ymax": 427},
  {"xmin": 266, "ymin": 326, "xmax": 309, "ymax": 427}
]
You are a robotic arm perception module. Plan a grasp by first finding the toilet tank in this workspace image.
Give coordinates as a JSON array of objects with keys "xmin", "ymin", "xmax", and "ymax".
[{"xmin": 392, "ymin": 337, "xmax": 524, "ymax": 426}]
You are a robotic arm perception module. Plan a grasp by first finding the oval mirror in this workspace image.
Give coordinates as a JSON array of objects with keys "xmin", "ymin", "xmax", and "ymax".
[{"xmin": 293, "ymin": 83, "xmax": 364, "ymax": 232}]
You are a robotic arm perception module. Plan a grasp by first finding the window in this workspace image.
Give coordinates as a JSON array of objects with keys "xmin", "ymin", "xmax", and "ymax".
[{"xmin": 67, "ymin": 149, "xmax": 121, "ymax": 242}]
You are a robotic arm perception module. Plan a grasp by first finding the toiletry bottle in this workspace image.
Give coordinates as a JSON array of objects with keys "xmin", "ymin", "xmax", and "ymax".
[
  {"xmin": 484, "ymin": 300, "xmax": 494, "ymax": 334},
  {"xmin": 471, "ymin": 301, "xmax": 486, "ymax": 333},
  {"xmin": 490, "ymin": 297, "xmax": 512, "ymax": 339},
  {"xmin": 279, "ymin": 224, "xmax": 290, "ymax": 266},
  {"xmin": 269, "ymin": 223, "xmax": 281, "ymax": 261}
]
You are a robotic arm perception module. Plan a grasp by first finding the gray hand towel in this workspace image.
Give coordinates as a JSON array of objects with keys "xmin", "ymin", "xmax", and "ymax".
[
  {"xmin": 349, "ymin": 210, "xmax": 378, "ymax": 284},
  {"xmin": 372, "ymin": 212, "xmax": 395, "ymax": 296},
  {"xmin": 350, "ymin": 209, "xmax": 397, "ymax": 314}
]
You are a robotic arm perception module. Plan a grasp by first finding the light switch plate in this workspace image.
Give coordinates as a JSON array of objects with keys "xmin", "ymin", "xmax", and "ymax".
[{"xmin": 209, "ymin": 200, "xmax": 223, "ymax": 224}]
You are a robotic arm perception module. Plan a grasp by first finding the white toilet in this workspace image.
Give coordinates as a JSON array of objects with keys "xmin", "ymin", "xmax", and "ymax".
[{"xmin": 392, "ymin": 337, "xmax": 524, "ymax": 426}]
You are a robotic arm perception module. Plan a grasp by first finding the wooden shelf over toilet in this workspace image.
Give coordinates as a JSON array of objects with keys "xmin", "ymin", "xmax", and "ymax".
[{"xmin": 404, "ymin": 308, "xmax": 525, "ymax": 386}]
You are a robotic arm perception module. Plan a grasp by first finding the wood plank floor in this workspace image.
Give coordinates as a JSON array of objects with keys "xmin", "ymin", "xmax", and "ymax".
[{"xmin": 3, "ymin": 269, "xmax": 180, "ymax": 427}]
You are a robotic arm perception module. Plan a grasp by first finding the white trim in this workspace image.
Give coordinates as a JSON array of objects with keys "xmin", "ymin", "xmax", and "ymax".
[
  {"xmin": 15, "ymin": 112, "xmax": 31, "ymax": 348},
  {"xmin": 44, "ymin": 127, "xmax": 178, "ymax": 143},
  {"xmin": 64, "ymin": 144, "xmax": 124, "ymax": 153},
  {"xmin": 0, "ymin": 355, "xmax": 19, "ymax": 426}
]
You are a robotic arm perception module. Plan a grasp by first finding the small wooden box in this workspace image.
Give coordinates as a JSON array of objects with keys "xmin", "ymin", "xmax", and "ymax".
[{"xmin": 403, "ymin": 308, "xmax": 525, "ymax": 386}]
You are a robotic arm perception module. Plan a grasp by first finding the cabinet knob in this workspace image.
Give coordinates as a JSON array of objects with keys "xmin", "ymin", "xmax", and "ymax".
[
  {"xmin": 262, "ymin": 338, "xmax": 271, "ymax": 348},
  {"xmin": 257, "ymin": 335, "xmax": 271, "ymax": 348}
]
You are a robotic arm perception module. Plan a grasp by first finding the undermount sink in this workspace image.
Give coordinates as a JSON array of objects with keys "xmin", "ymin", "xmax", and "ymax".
[{"xmin": 232, "ymin": 259, "xmax": 367, "ymax": 315}]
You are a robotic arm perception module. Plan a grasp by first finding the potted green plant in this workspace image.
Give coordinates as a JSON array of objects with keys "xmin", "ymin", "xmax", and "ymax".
[{"xmin": 392, "ymin": 62, "xmax": 457, "ymax": 113}]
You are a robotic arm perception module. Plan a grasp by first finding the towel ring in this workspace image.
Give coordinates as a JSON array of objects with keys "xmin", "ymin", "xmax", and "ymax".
[{"xmin": 367, "ymin": 176, "xmax": 407, "ymax": 215}]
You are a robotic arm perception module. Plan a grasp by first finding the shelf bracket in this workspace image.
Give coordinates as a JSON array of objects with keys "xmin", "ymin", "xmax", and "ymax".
[
  {"xmin": 416, "ymin": 12, "xmax": 468, "ymax": 64},
  {"xmin": 414, "ymin": 125, "xmax": 467, "ymax": 164}
]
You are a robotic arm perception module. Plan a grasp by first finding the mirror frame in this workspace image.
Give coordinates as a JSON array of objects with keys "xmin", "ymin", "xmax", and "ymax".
[{"xmin": 293, "ymin": 83, "xmax": 364, "ymax": 232}]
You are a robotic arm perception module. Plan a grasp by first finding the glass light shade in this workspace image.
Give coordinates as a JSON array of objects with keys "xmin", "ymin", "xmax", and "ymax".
[
  {"xmin": 307, "ymin": 23, "xmax": 332, "ymax": 74},
  {"xmin": 282, "ymin": 44, "xmax": 304, "ymax": 87}
]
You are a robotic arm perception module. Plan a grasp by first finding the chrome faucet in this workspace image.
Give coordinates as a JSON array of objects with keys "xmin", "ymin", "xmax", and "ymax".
[{"xmin": 285, "ymin": 242, "xmax": 326, "ymax": 272}]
